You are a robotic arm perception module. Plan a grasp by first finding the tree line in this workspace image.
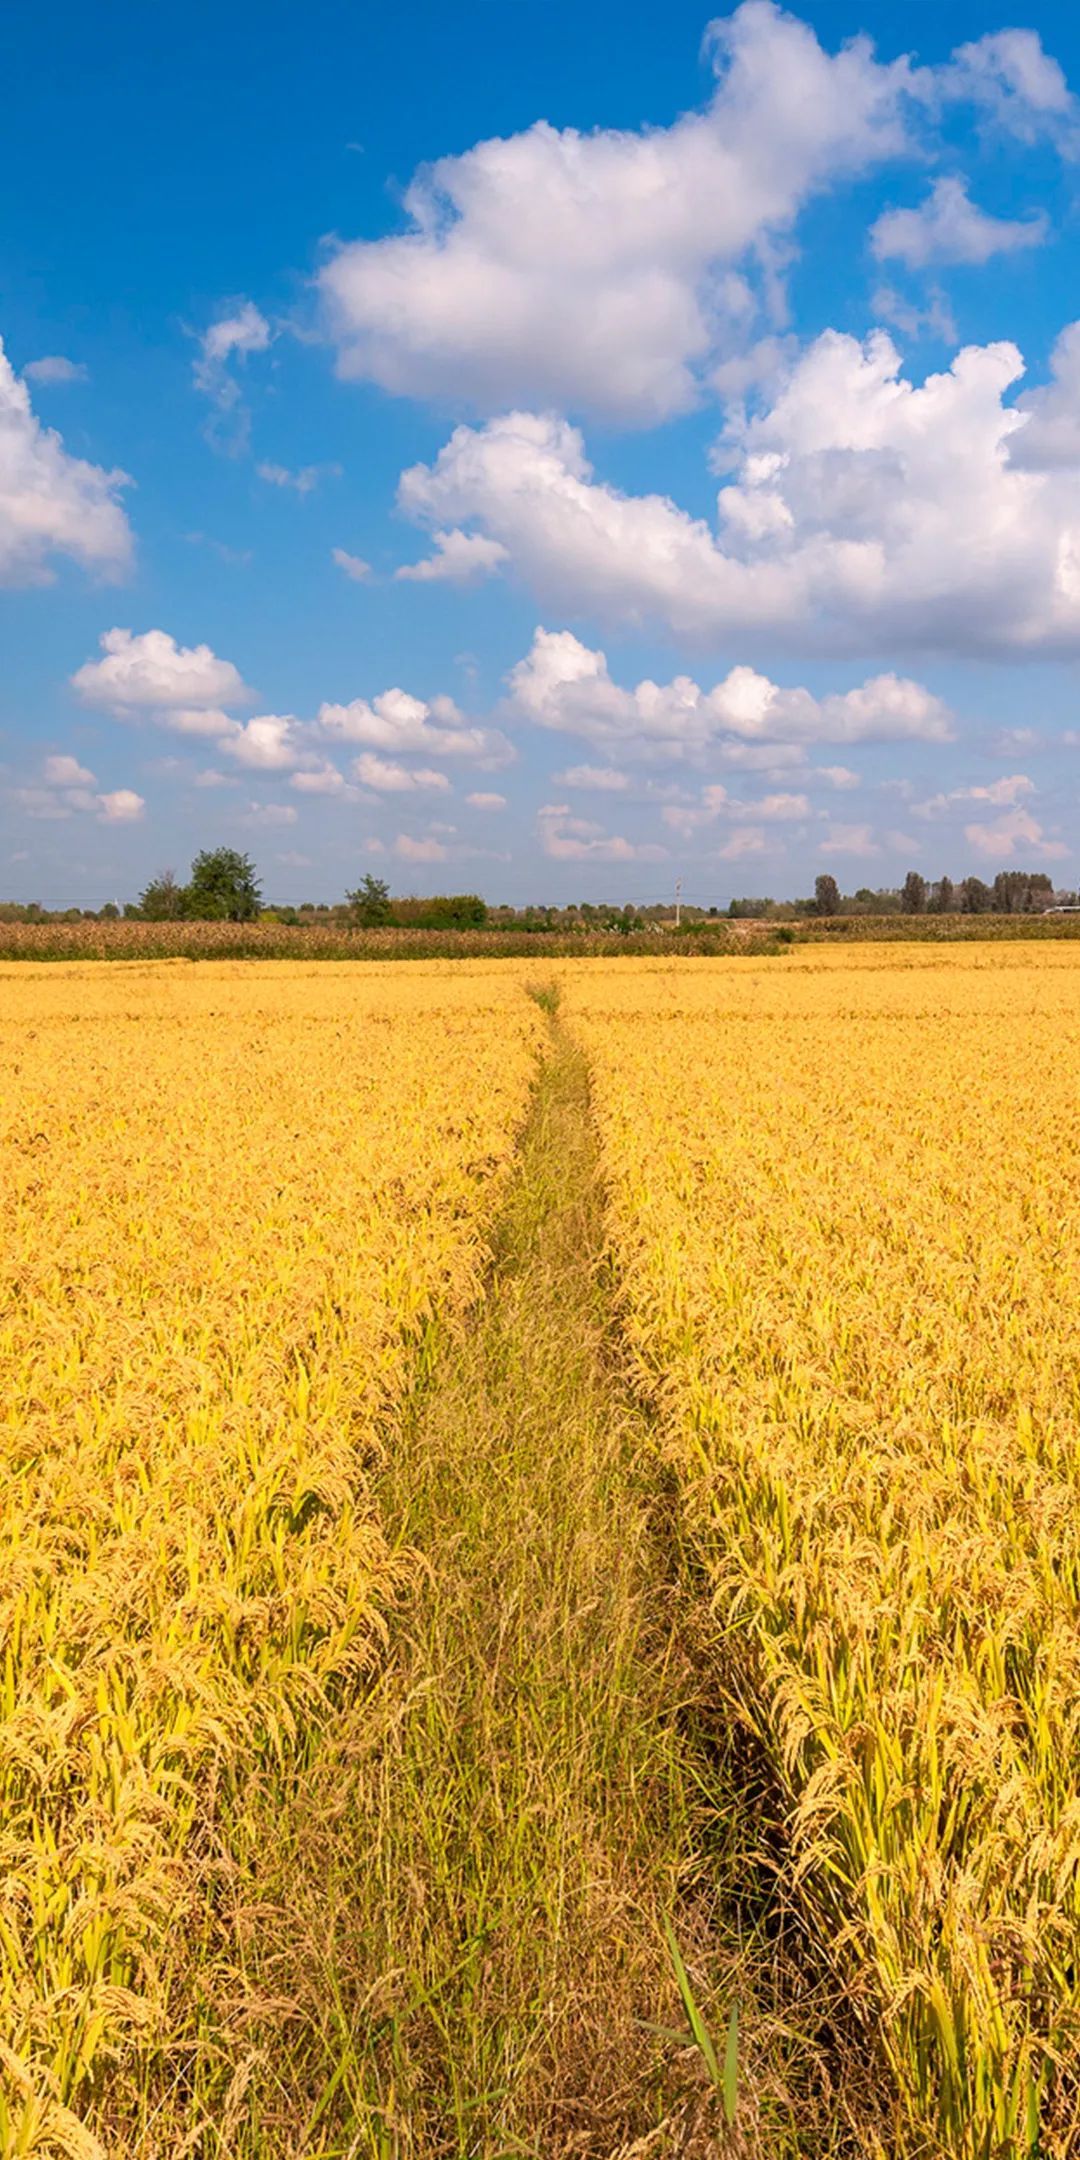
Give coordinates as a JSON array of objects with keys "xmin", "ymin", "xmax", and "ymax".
[
  {"xmin": 134, "ymin": 858, "xmax": 488, "ymax": 928},
  {"xmin": 2, "ymin": 850, "xmax": 1074, "ymax": 927},
  {"xmin": 810, "ymin": 871, "xmax": 1068, "ymax": 917}
]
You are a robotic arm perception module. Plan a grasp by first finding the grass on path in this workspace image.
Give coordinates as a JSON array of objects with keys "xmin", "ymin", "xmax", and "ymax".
[{"xmin": 124, "ymin": 995, "xmax": 879, "ymax": 2157}]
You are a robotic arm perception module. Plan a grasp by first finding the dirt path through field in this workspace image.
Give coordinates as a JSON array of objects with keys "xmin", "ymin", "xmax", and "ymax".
[{"xmin": 175, "ymin": 994, "xmax": 871, "ymax": 2158}]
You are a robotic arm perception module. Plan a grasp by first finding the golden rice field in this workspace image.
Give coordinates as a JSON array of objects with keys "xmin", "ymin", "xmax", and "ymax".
[
  {"xmin": 0, "ymin": 962, "xmax": 541, "ymax": 2153},
  {"xmin": 7, "ymin": 946, "xmax": 1080, "ymax": 2157},
  {"xmin": 565, "ymin": 944, "xmax": 1080, "ymax": 2159}
]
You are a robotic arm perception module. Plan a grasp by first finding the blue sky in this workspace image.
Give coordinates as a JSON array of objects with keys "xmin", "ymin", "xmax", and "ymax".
[{"xmin": 5, "ymin": 0, "xmax": 1080, "ymax": 906}]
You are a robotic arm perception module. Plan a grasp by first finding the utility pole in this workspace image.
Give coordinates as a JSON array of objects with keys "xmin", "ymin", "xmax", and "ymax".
[{"xmin": 674, "ymin": 878, "xmax": 682, "ymax": 929}]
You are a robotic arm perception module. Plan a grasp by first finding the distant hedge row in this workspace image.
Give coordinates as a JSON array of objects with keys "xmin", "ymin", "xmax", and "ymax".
[{"xmin": 4, "ymin": 913, "xmax": 1080, "ymax": 962}]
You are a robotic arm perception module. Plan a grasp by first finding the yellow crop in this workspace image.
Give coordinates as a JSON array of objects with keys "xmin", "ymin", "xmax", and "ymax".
[
  {"xmin": 564, "ymin": 946, "xmax": 1080, "ymax": 2158},
  {"xmin": 0, "ymin": 961, "xmax": 541, "ymax": 2150}
]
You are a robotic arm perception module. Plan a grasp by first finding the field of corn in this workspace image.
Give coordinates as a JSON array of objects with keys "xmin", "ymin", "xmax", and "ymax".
[
  {"xmin": 3, "ymin": 914, "xmax": 1080, "ymax": 965},
  {"xmin": 6, "ymin": 946, "xmax": 1080, "ymax": 2156}
]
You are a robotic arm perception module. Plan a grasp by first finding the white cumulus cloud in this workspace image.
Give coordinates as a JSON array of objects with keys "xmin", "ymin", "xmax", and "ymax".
[
  {"xmin": 353, "ymin": 753, "xmax": 451, "ymax": 792},
  {"xmin": 23, "ymin": 355, "xmax": 89, "ymax": 386},
  {"xmin": 317, "ymin": 686, "xmax": 512, "ymax": 765},
  {"xmin": 400, "ymin": 322, "xmax": 1080, "ymax": 655},
  {"xmin": 662, "ymin": 783, "xmax": 809, "ymax": 837},
  {"xmin": 395, "ymin": 833, "xmax": 448, "ymax": 861},
  {"xmin": 221, "ymin": 715, "xmax": 310, "ymax": 771},
  {"xmin": 507, "ymin": 626, "xmax": 951, "ymax": 763},
  {"xmin": 0, "ymin": 339, "xmax": 131, "ymax": 583},
  {"xmin": 914, "ymin": 772, "xmax": 1036, "ymax": 818},
  {"xmin": 72, "ymin": 628, "xmax": 250, "ymax": 713},
  {"xmin": 97, "ymin": 788, "xmax": 145, "ymax": 823},
  {"xmin": 870, "ymin": 176, "xmax": 1046, "ymax": 267},
  {"xmin": 554, "ymin": 764, "xmax": 632, "ymax": 791},
  {"xmin": 943, "ymin": 28, "xmax": 1079, "ymax": 148},
  {"xmin": 965, "ymin": 807, "xmax": 1067, "ymax": 859},
  {"xmin": 318, "ymin": 15, "xmax": 1076, "ymax": 425},
  {"xmin": 320, "ymin": 0, "xmax": 919, "ymax": 424},
  {"xmin": 193, "ymin": 301, "xmax": 272, "ymax": 452},
  {"xmin": 242, "ymin": 800, "xmax": 299, "ymax": 827},
  {"xmin": 820, "ymin": 821, "xmax": 880, "ymax": 857},
  {"xmin": 331, "ymin": 546, "xmax": 372, "ymax": 581},
  {"xmin": 396, "ymin": 528, "xmax": 509, "ymax": 583},
  {"xmin": 9, "ymin": 755, "xmax": 144, "ymax": 824},
  {"xmin": 257, "ymin": 460, "xmax": 340, "ymax": 493},
  {"xmin": 42, "ymin": 753, "xmax": 95, "ymax": 788},
  {"xmin": 536, "ymin": 802, "xmax": 667, "ymax": 862}
]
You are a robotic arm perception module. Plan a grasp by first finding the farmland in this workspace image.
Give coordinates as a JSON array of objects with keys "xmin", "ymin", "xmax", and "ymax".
[
  {"xmin": 4, "ymin": 947, "xmax": 1080, "ymax": 2156},
  {"xmin": 0, "ymin": 964, "xmax": 541, "ymax": 2153}
]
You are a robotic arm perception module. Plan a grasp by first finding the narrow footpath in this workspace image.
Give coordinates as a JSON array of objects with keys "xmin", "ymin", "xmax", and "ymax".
[{"xmin": 215, "ymin": 999, "xmax": 870, "ymax": 2159}]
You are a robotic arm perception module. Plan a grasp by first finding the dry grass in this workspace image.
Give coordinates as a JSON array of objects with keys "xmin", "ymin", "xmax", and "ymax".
[{"xmin": 154, "ymin": 998, "xmax": 880, "ymax": 2159}]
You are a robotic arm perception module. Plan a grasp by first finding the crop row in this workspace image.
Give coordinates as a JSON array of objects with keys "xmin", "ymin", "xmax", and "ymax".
[
  {"xmin": 566, "ymin": 948, "xmax": 1080, "ymax": 2158},
  {"xmin": 0, "ymin": 962, "xmax": 542, "ymax": 2150}
]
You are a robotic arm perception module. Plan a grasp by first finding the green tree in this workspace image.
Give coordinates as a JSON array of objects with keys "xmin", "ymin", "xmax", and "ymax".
[
  {"xmin": 960, "ymin": 876, "xmax": 993, "ymax": 914},
  {"xmin": 901, "ymin": 870, "xmax": 928, "ymax": 914},
  {"xmin": 930, "ymin": 876, "xmax": 955, "ymax": 914},
  {"xmin": 992, "ymin": 870, "xmax": 1054, "ymax": 914},
  {"xmin": 414, "ymin": 894, "xmax": 488, "ymax": 930},
  {"xmin": 814, "ymin": 873, "xmax": 841, "ymax": 917},
  {"xmin": 138, "ymin": 870, "xmax": 186, "ymax": 920},
  {"xmin": 346, "ymin": 873, "xmax": 393, "ymax": 925},
  {"xmin": 183, "ymin": 848, "xmax": 261, "ymax": 921}
]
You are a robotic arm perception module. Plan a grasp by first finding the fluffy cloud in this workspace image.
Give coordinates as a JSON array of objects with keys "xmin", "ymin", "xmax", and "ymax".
[
  {"xmin": 193, "ymin": 301, "xmax": 272, "ymax": 451},
  {"xmin": 73, "ymin": 628, "xmax": 250, "ymax": 713},
  {"xmin": 396, "ymin": 529, "xmax": 509, "ymax": 583},
  {"xmin": 0, "ymin": 340, "xmax": 131, "ymax": 583},
  {"xmin": 507, "ymin": 627, "xmax": 950, "ymax": 763},
  {"xmin": 662, "ymin": 783, "xmax": 810, "ymax": 837},
  {"xmin": 465, "ymin": 791, "xmax": 506, "ymax": 809},
  {"xmin": 317, "ymin": 686, "xmax": 512, "ymax": 765},
  {"xmin": 9, "ymin": 755, "xmax": 144, "ymax": 823},
  {"xmin": 395, "ymin": 833, "xmax": 448, "ymax": 862},
  {"xmin": 320, "ymin": 1, "xmax": 920, "ymax": 424},
  {"xmin": 820, "ymin": 821, "xmax": 881, "ymax": 857},
  {"xmin": 220, "ymin": 715, "xmax": 310, "ymax": 771},
  {"xmin": 401, "ymin": 324, "xmax": 1080, "ymax": 654},
  {"xmin": 257, "ymin": 460, "xmax": 340, "ymax": 493},
  {"xmin": 353, "ymin": 753, "xmax": 450, "ymax": 792},
  {"xmin": 964, "ymin": 807, "xmax": 1067, "ymax": 860},
  {"xmin": 197, "ymin": 304, "xmax": 272, "ymax": 369},
  {"xmin": 913, "ymin": 772, "xmax": 1035, "ymax": 818},
  {"xmin": 536, "ymin": 802, "xmax": 667, "ymax": 862},
  {"xmin": 97, "ymin": 788, "xmax": 145, "ymax": 823},
  {"xmin": 555, "ymin": 764, "xmax": 632, "ymax": 791},
  {"xmin": 42, "ymin": 754, "xmax": 95, "ymax": 788},
  {"xmin": 23, "ymin": 355, "xmax": 88, "ymax": 386},
  {"xmin": 71, "ymin": 632, "xmax": 515, "ymax": 808},
  {"xmin": 870, "ymin": 176, "xmax": 1046, "ymax": 267},
  {"xmin": 1011, "ymin": 322, "xmax": 1080, "ymax": 471},
  {"xmin": 289, "ymin": 761, "xmax": 355, "ymax": 796},
  {"xmin": 166, "ymin": 707, "xmax": 242, "ymax": 739},
  {"xmin": 319, "ymin": 13, "xmax": 1075, "ymax": 425},
  {"xmin": 331, "ymin": 546, "xmax": 371, "ymax": 581},
  {"xmin": 241, "ymin": 800, "xmax": 298, "ymax": 827},
  {"xmin": 943, "ymin": 29, "xmax": 1079, "ymax": 148}
]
